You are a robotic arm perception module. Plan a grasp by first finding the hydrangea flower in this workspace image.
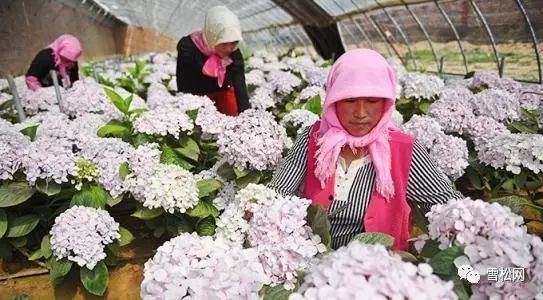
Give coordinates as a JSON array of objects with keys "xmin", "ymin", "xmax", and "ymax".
[
  {"xmin": 469, "ymin": 71, "xmax": 522, "ymax": 94},
  {"xmin": 401, "ymin": 72, "xmax": 444, "ymax": 100},
  {"xmin": 280, "ymin": 109, "xmax": 319, "ymax": 133},
  {"xmin": 472, "ymin": 88, "xmax": 520, "ymax": 123},
  {"xmin": 429, "ymin": 134, "xmax": 469, "ymax": 180},
  {"xmin": 0, "ymin": 128, "xmax": 30, "ymax": 180},
  {"xmin": 20, "ymin": 86, "xmax": 61, "ymax": 114},
  {"xmin": 477, "ymin": 133, "xmax": 543, "ymax": 174},
  {"xmin": 291, "ymin": 242, "xmax": 457, "ymax": 300},
  {"xmin": 303, "ymin": 66, "xmax": 329, "ymax": 88},
  {"xmin": 391, "ymin": 109, "xmax": 404, "ymax": 126},
  {"xmin": 297, "ymin": 85, "xmax": 325, "ymax": 103},
  {"xmin": 249, "ymin": 87, "xmax": 275, "ymax": 110},
  {"xmin": 133, "ymin": 107, "xmax": 193, "ymax": 137},
  {"xmin": 266, "ymin": 70, "xmax": 302, "ymax": 95},
  {"xmin": 195, "ymin": 103, "xmax": 234, "ymax": 137},
  {"xmin": 141, "ymin": 233, "xmax": 270, "ymax": 300},
  {"xmin": 246, "ymin": 69, "xmax": 266, "ymax": 87},
  {"xmin": 387, "ymin": 56, "xmax": 407, "ymax": 82},
  {"xmin": 146, "ymin": 83, "xmax": 177, "ymax": 109},
  {"xmin": 50, "ymin": 206, "xmax": 120, "ymax": 269},
  {"xmin": 402, "ymin": 115, "xmax": 444, "ymax": 149},
  {"xmin": 465, "ymin": 116, "xmax": 510, "ymax": 150},
  {"xmin": 217, "ymin": 109, "xmax": 287, "ymax": 171},
  {"xmin": 23, "ymin": 137, "xmax": 78, "ymax": 185},
  {"xmin": 429, "ymin": 86, "xmax": 476, "ymax": 134},
  {"xmin": 62, "ymin": 78, "xmax": 111, "ymax": 117}
]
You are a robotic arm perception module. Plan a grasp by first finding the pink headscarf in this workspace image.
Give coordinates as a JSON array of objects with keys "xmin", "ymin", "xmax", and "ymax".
[
  {"xmin": 48, "ymin": 34, "xmax": 82, "ymax": 85},
  {"xmin": 190, "ymin": 31, "xmax": 234, "ymax": 88},
  {"xmin": 316, "ymin": 49, "xmax": 398, "ymax": 199}
]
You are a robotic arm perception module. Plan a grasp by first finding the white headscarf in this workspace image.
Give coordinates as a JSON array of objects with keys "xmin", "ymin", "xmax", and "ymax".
[{"xmin": 203, "ymin": 6, "xmax": 243, "ymax": 50}]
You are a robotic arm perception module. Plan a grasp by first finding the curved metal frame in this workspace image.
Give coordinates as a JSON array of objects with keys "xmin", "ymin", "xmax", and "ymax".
[
  {"xmin": 513, "ymin": 0, "xmax": 542, "ymax": 83},
  {"xmin": 468, "ymin": 0, "xmax": 501, "ymax": 74}
]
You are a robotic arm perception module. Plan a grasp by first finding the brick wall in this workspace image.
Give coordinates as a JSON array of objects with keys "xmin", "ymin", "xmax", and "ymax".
[{"xmin": 116, "ymin": 26, "xmax": 177, "ymax": 56}]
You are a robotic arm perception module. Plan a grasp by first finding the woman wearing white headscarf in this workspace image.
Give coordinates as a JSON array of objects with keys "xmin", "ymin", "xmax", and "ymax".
[{"xmin": 176, "ymin": 6, "xmax": 250, "ymax": 115}]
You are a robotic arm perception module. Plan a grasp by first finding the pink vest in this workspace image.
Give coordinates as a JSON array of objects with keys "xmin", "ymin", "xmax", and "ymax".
[{"xmin": 303, "ymin": 121, "xmax": 415, "ymax": 250}]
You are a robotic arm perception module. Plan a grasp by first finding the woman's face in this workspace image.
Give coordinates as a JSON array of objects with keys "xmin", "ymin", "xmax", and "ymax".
[
  {"xmin": 214, "ymin": 41, "xmax": 239, "ymax": 58},
  {"xmin": 335, "ymin": 97, "xmax": 387, "ymax": 137}
]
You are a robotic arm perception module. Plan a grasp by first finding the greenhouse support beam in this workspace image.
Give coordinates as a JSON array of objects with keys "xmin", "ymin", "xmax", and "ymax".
[
  {"xmin": 351, "ymin": 16, "xmax": 375, "ymax": 49},
  {"xmin": 432, "ymin": 0, "xmax": 468, "ymax": 74},
  {"xmin": 374, "ymin": 0, "xmax": 417, "ymax": 70},
  {"xmin": 513, "ymin": 0, "xmax": 542, "ymax": 84},
  {"xmin": 50, "ymin": 70, "xmax": 65, "ymax": 113},
  {"xmin": 400, "ymin": 0, "xmax": 440, "ymax": 72},
  {"xmin": 468, "ymin": 0, "xmax": 501, "ymax": 75},
  {"xmin": 359, "ymin": 12, "xmax": 393, "ymax": 57},
  {"xmin": 7, "ymin": 76, "xmax": 26, "ymax": 122},
  {"xmin": 368, "ymin": 14, "xmax": 403, "ymax": 64},
  {"xmin": 332, "ymin": 0, "xmax": 369, "ymax": 48}
]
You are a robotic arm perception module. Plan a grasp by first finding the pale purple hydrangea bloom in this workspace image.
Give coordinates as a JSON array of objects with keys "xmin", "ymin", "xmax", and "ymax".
[
  {"xmin": 20, "ymin": 86, "xmax": 61, "ymax": 114},
  {"xmin": 266, "ymin": 70, "xmax": 302, "ymax": 95},
  {"xmin": 0, "ymin": 128, "xmax": 31, "ymax": 180},
  {"xmin": 465, "ymin": 116, "xmax": 510, "ymax": 150},
  {"xmin": 471, "ymin": 88, "xmax": 520, "ymax": 123},
  {"xmin": 402, "ymin": 115, "xmax": 444, "ymax": 149},
  {"xmin": 429, "ymin": 86, "xmax": 476, "ymax": 134},
  {"xmin": 62, "ymin": 78, "xmax": 111, "ymax": 117},
  {"xmin": 167, "ymin": 77, "xmax": 177, "ymax": 91},
  {"xmin": 146, "ymin": 83, "xmax": 177, "ymax": 109},
  {"xmin": 195, "ymin": 103, "xmax": 234, "ymax": 137},
  {"xmin": 141, "ymin": 233, "xmax": 270, "ymax": 300},
  {"xmin": 291, "ymin": 242, "xmax": 457, "ymax": 300},
  {"xmin": 391, "ymin": 109, "xmax": 404, "ymax": 126},
  {"xmin": 250, "ymin": 87, "xmax": 276, "ymax": 110},
  {"xmin": 50, "ymin": 206, "xmax": 120, "ymax": 270},
  {"xmin": 469, "ymin": 71, "xmax": 522, "ymax": 94},
  {"xmin": 303, "ymin": 66, "xmax": 329, "ymax": 88},
  {"xmin": 175, "ymin": 93, "xmax": 216, "ymax": 112},
  {"xmin": 401, "ymin": 72, "xmax": 445, "ymax": 100},
  {"xmin": 23, "ymin": 137, "xmax": 78, "ymax": 185},
  {"xmin": 477, "ymin": 133, "xmax": 543, "ymax": 174},
  {"xmin": 247, "ymin": 56, "xmax": 266, "ymax": 70},
  {"xmin": 429, "ymin": 134, "xmax": 469, "ymax": 180},
  {"xmin": 297, "ymin": 85, "xmax": 325, "ymax": 103},
  {"xmin": 217, "ymin": 109, "xmax": 287, "ymax": 171},
  {"xmin": 133, "ymin": 107, "xmax": 194, "ymax": 137},
  {"xmin": 246, "ymin": 69, "xmax": 267, "ymax": 87},
  {"xmin": 280, "ymin": 109, "xmax": 319, "ymax": 133}
]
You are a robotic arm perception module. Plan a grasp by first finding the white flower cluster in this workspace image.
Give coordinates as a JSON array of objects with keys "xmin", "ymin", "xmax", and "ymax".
[
  {"xmin": 80, "ymin": 137, "xmax": 134, "ymax": 197},
  {"xmin": 195, "ymin": 102, "xmax": 234, "ymax": 137},
  {"xmin": 297, "ymin": 85, "xmax": 325, "ymax": 103},
  {"xmin": 387, "ymin": 56, "xmax": 407, "ymax": 82},
  {"xmin": 303, "ymin": 66, "xmax": 329, "ymax": 88},
  {"xmin": 266, "ymin": 70, "xmax": 302, "ymax": 95},
  {"xmin": 0, "ymin": 128, "xmax": 30, "ymax": 180},
  {"xmin": 291, "ymin": 241, "xmax": 457, "ymax": 300},
  {"xmin": 477, "ymin": 133, "xmax": 543, "ymax": 174},
  {"xmin": 217, "ymin": 109, "xmax": 287, "ymax": 171},
  {"xmin": 282, "ymin": 56, "xmax": 316, "ymax": 75},
  {"xmin": 141, "ymin": 233, "xmax": 270, "ymax": 300},
  {"xmin": 125, "ymin": 143, "xmax": 199, "ymax": 213},
  {"xmin": 391, "ymin": 109, "xmax": 404, "ymax": 126},
  {"xmin": 167, "ymin": 77, "xmax": 177, "ymax": 92},
  {"xmin": 472, "ymin": 88, "xmax": 520, "ymax": 123},
  {"xmin": 146, "ymin": 83, "xmax": 177, "ymax": 109},
  {"xmin": 429, "ymin": 86, "xmax": 476, "ymax": 134},
  {"xmin": 280, "ymin": 109, "xmax": 319, "ymax": 133},
  {"xmin": 466, "ymin": 116, "xmax": 510, "ymax": 150},
  {"xmin": 175, "ymin": 93, "xmax": 215, "ymax": 112},
  {"xmin": 21, "ymin": 86, "xmax": 61, "ymax": 114},
  {"xmin": 246, "ymin": 69, "xmax": 266, "ymax": 87},
  {"xmin": 23, "ymin": 137, "xmax": 78, "ymax": 185},
  {"xmin": 50, "ymin": 206, "xmax": 120, "ymax": 270},
  {"xmin": 469, "ymin": 71, "xmax": 522, "ymax": 94},
  {"xmin": 0, "ymin": 92, "xmax": 11, "ymax": 105},
  {"xmin": 62, "ymin": 78, "xmax": 111, "ymax": 117},
  {"xmin": 249, "ymin": 86, "xmax": 276, "ymax": 110},
  {"xmin": 133, "ymin": 107, "xmax": 193, "ymax": 137},
  {"xmin": 402, "ymin": 115, "xmax": 469, "ymax": 179},
  {"xmin": 400, "ymin": 72, "xmax": 445, "ymax": 100},
  {"xmin": 518, "ymin": 83, "xmax": 543, "ymax": 110},
  {"xmin": 247, "ymin": 56, "xmax": 266, "ymax": 70},
  {"xmin": 427, "ymin": 198, "xmax": 543, "ymax": 299}
]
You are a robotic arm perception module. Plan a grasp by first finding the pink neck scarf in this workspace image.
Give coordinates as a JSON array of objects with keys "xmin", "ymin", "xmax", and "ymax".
[
  {"xmin": 316, "ymin": 49, "xmax": 398, "ymax": 199},
  {"xmin": 48, "ymin": 34, "xmax": 82, "ymax": 85},
  {"xmin": 190, "ymin": 30, "xmax": 233, "ymax": 88}
]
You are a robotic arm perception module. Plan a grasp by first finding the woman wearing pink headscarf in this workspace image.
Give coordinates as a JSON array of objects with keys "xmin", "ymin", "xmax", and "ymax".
[
  {"xmin": 25, "ymin": 34, "xmax": 82, "ymax": 90},
  {"xmin": 269, "ymin": 49, "xmax": 462, "ymax": 251}
]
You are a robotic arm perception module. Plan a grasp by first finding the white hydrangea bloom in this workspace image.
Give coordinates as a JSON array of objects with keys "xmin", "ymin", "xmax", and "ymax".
[
  {"xmin": 250, "ymin": 87, "xmax": 276, "ymax": 110},
  {"xmin": 0, "ymin": 79, "xmax": 8, "ymax": 91},
  {"xmin": 128, "ymin": 163, "xmax": 199, "ymax": 213},
  {"xmin": 50, "ymin": 206, "xmax": 120, "ymax": 270},
  {"xmin": 402, "ymin": 115, "xmax": 444, "ymax": 149},
  {"xmin": 175, "ymin": 93, "xmax": 215, "ymax": 112},
  {"xmin": 247, "ymin": 56, "xmax": 266, "ymax": 70},
  {"xmin": 280, "ymin": 109, "xmax": 319, "ymax": 133},
  {"xmin": 429, "ymin": 86, "xmax": 476, "ymax": 134},
  {"xmin": 472, "ymin": 88, "xmax": 520, "ymax": 122},
  {"xmin": 303, "ymin": 66, "xmax": 329, "ymax": 88},
  {"xmin": 401, "ymin": 72, "xmax": 445, "ymax": 100},
  {"xmin": 0, "ymin": 128, "xmax": 31, "ymax": 180},
  {"xmin": 167, "ymin": 77, "xmax": 177, "ymax": 91},
  {"xmin": 297, "ymin": 85, "xmax": 325, "ymax": 103},
  {"xmin": 62, "ymin": 78, "xmax": 111, "ymax": 117},
  {"xmin": 141, "ymin": 233, "xmax": 270, "ymax": 300},
  {"xmin": 127, "ymin": 143, "xmax": 162, "ymax": 178},
  {"xmin": 469, "ymin": 71, "xmax": 522, "ymax": 94},
  {"xmin": 0, "ymin": 92, "xmax": 12, "ymax": 105},
  {"xmin": 466, "ymin": 116, "xmax": 510, "ymax": 150},
  {"xmin": 477, "ymin": 133, "xmax": 543, "ymax": 175},
  {"xmin": 266, "ymin": 70, "xmax": 302, "ymax": 95},
  {"xmin": 217, "ymin": 109, "xmax": 287, "ymax": 171},
  {"xmin": 429, "ymin": 134, "xmax": 469, "ymax": 180},
  {"xmin": 518, "ymin": 83, "xmax": 543, "ymax": 111},
  {"xmin": 133, "ymin": 107, "xmax": 193, "ymax": 137},
  {"xmin": 391, "ymin": 109, "xmax": 404, "ymax": 126},
  {"xmin": 291, "ymin": 242, "xmax": 456, "ymax": 300},
  {"xmin": 387, "ymin": 56, "xmax": 407, "ymax": 82},
  {"xmin": 23, "ymin": 137, "xmax": 78, "ymax": 185},
  {"xmin": 246, "ymin": 69, "xmax": 266, "ymax": 87},
  {"xmin": 195, "ymin": 102, "xmax": 234, "ymax": 137},
  {"xmin": 146, "ymin": 83, "xmax": 177, "ymax": 109},
  {"xmin": 21, "ymin": 86, "xmax": 61, "ymax": 114},
  {"xmin": 70, "ymin": 113, "xmax": 107, "ymax": 146}
]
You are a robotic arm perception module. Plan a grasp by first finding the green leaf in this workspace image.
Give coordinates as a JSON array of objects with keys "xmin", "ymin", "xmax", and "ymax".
[
  {"xmin": 259, "ymin": 284, "xmax": 295, "ymax": 300},
  {"xmin": 97, "ymin": 120, "xmax": 131, "ymax": 138},
  {"xmin": 128, "ymin": 108, "xmax": 147, "ymax": 118},
  {"xmin": 428, "ymin": 246, "xmax": 464, "ymax": 276},
  {"xmin": 304, "ymin": 95, "xmax": 322, "ymax": 115},
  {"xmin": 118, "ymin": 162, "xmax": 130, "ymax": 179},
  {"xmin": 70, "ymin": 185, "xmax": 109, "ymax": 209},
  {"xmin": 131, "ymin": 207, "xmax": 164, "ymax": 220},
  {"xmin": 10, "ymin": 237, "xmax": 27, "ymax": 248},
  {"xmin": 501, "ymin": 179, "xmax": 515, "ymax": 191},
  {"xmin": 216, "ymin": 163, "xmax": 236, "ymax": 181},
  {"xmin": 36, "ymin": 180, "xmax": 62, "ymax": 196},
  {"xmin": 80, "ymin": 261, "xmax": 109, "ymax": 296},
  {"xmin": 234, "ymin": 167, "xmax": 250, "ymax": 179},
  {"xmin": 7, "ymin": 215, "xmax": 40, "ymax": 237},
  {"xmin": 118, "ymin": 226, "xmax": 134, "ymax": 247},
  {"xmin": 132, "ymin": 133, "xmax": 153, "ymax": 147},
  {"xmin": 106, "ymin": 195, "xmax": 123, "ymax": 207},
  {"xmin": 510, "ymin": 121, "xmax": 538, "ymax": 134},
  {"xmin": 186, "ymin": 109, "xmax": 198, "ymax": 121},
  {"xmin": 489, "ymin": 195, "xmax": 532, "ymax": 215},
  {"xmin": 466, "ymin": 168, "xmax": 483, "ymax": 190},
  {"xmin": 196, "ymin": 216, "xmax": 216, "ymax": 236},
  {"xmin": 49, "ymin": 258, "xmax": 73, "ymax": 285},
  {"xmin": 187, "ymin": 201, "xmax": 219, "ymax": 219},
  {"xmin": 0, "ymin": 99, "xmax": 14, "ymax": 111},
  {"xmin": 352, "ymin": 232, "xmax": 395, "ymax": 248},
  {"xmin": 197, "ymin": 179, "xmax": 223, "ymax": 198},
  {"xmin": 41, "ymin": 235, "xmax": 52, "ymax": 259},
  {"xmin": 418, "ymin": 102, "xmax": 431, "ymax": 114},
  {"xmin": 0, "ymin": 181, "xmax": 36, "ymax": 207},
  {"xmin": 452, "ymin": 275, "xmax": 470, "ymax": 300},
  {"xmin": 177, "ymin": 137, "xmax": 200, "ymax": 161},
  {"xmin": 306, "ymin": 205, "xmax": 331, "ymax": 248},
  {"xmin": 20, "ymin": 125, "xmax": 38, "ymax": 141},
  {"xmin": 0, "ymin": 209, "xmax": 7, "ymax": 238},
  {"xmin": 394, "ymin": 250, "xmax": 418, "ymax": 262},
  {"xmin": 161, "ymin": 144, "xmax": 194, "ymax": 170},
  {"xmin": 236, "ymin": 171, "xmax": 262, "ymax": 188},
  {"xmin": 29, "ymin": 248, "xmax": 43, "ymax": 260},
  {"xmin": 103, "ymin": 86, "xmax": 130, "ymax": 115}
]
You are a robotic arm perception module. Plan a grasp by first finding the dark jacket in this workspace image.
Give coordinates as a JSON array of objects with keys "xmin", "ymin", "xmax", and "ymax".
[
  {"xmin": 176, "ymin": 36, "xmax": 250, "ymax": 112},
  {"xmin": 26, "ymin": 48, "xmax": 79, "ymax": 87}
]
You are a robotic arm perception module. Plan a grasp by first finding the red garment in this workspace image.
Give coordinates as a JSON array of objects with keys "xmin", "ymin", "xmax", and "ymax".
[
  {"xmin": 303, "ymin": 121, "xmax": 415, "ymax": 250},
  {"xmin": 206, "ymin": 87, "xmax": 238, "ymax": 116}
]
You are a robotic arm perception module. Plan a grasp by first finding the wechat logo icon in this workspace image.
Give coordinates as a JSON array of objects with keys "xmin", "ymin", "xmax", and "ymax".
[{"xmin": 458, "ymin": 264, "xmax": 480, "ymax": 284}]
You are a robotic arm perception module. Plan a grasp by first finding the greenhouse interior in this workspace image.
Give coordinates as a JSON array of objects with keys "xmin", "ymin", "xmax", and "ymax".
[{"xmin": 0, "ymin": 0, "xmax": 543, "ymax": 299}]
